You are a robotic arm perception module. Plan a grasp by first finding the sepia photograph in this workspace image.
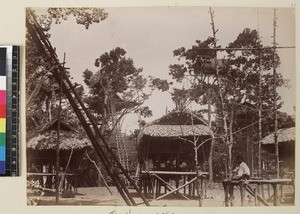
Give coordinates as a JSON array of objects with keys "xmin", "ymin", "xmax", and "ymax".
[{"xmin": 25, "ymin": 6, "xmax": 295, "ymax": 207}]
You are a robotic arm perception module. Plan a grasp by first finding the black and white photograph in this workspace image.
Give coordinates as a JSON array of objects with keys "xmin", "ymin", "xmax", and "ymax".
[{"xmin": 25, "ymin": 6, "xmax": 295, "ymax": 207}]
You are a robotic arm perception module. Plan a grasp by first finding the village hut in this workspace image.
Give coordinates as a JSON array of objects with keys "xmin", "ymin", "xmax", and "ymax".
[
  {"xmin": 137, "ymin": 111, "xmax": 213, "ymax": 198},
  {"xmin": 27, "ymin": 120, "xmax": 91, "ymax": 189},
  {"xmin": 261, "ymin": 127, "xmax": 295, "ymax": 171}
]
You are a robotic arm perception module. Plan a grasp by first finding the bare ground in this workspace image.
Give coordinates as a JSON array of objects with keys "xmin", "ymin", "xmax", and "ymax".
[{"xmin": 29, "ymin": 182, "xmax": 294, "ymax": 207}]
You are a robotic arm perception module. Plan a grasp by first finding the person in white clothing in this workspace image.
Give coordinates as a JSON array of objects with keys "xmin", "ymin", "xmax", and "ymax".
[
  {"xmin": 233, "ymin": 155, "xmax": 250, "ymax": 180},
  {"xmin": 222, "ymin": 155, "xmax": 251, "ymax": 205}
]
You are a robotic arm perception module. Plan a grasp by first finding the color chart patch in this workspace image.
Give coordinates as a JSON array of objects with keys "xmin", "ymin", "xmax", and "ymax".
[{"xmin": 0, "ymin": 47, "xmax": 6, "ymax": 174}]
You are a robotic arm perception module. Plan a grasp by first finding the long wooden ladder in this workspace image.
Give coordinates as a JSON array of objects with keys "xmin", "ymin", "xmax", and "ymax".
[{"xmin": 26, "ymin": 13, "xmax": 150, "ymax": 206}]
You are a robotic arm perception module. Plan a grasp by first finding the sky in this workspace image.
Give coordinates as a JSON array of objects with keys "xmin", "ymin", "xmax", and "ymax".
[{"xmin": 37, "ymin": 7, "xmax": 295, "ymax": 132}]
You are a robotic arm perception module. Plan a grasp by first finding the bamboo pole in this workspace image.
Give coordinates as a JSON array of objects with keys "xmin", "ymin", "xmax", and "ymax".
[
  {"xmin": 273, "ymin": 8, "xmax": 280, "ymax": 179},
  {"xmin": 258, "ymin": 51, "xmax": 262, "ymax": 179},
  {"xmin": 207, "ymin": 85, "xmax": 214, "ymax": 181}
]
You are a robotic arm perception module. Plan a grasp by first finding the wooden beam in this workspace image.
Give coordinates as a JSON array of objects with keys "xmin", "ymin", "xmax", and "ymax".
[
  {"xmin": 229, "ymin": 179, "xmax": 293, "ymax": 185},
  {"xmin": 142, "ymin": 170, "xmax": 208, "ymax": 175},
  {"xmin": 245, "ymin": 185, "xmax": 269, "ymax": 206},
  {"xmin": 27, "ymin": 172, "xmax": 73, "ymax": 176}
]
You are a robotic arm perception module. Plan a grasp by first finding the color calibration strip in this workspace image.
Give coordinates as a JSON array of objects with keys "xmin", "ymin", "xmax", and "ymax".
[
  {"xmin": 0, "ymin": 46, "xmax": 19, "ymax": 176},
  {"xmin": 8, "ymin": 46, "xmax": 19, "ymax": 176},
  {"xmin": 0, "ymin": 47, "xmax": 6, "ymax": 174}
]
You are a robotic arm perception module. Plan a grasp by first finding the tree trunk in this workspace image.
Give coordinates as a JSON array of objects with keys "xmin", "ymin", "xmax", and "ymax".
[
  {"xmin": 55, "ymin": 79, "xmax": 63, "ymax": 204},
  {"xmin": 100, "ymin": 90, "xmax": 109, "ymax": 135},
  {"xmin": 251, "ymin": 123, "xmax": 254, "ymax": 175},
  {"xmin": 207, "ymin": 88, "xmax": 214, "ymax": 181},
  {"xmin": 208, "ymin": 140, "xmax": 214, "ymax": 181},
  {"xmin": 209, "ymin": 7, "xmax": 229, "ymax": 177}
]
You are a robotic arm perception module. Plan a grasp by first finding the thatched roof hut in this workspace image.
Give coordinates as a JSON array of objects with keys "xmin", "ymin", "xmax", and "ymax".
[
  {"xmin": 261, "ymin": 127, "xmax": 295, "ymax": 169},
  {"xmin": 27, "ymin": 120, "xmax": 91, "ymax": 172},
  {"xmin": 138, "ymin": 111, "xmax": 213, "ymax": 172}
]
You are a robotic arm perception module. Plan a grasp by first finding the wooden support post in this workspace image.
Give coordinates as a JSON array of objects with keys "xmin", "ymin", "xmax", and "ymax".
[
  {"xmin": 204, "ymin": 176, "xmax": 207, "ymax": 198},
  {"xmin": 193, "ymin": 180, "xmax": 196, "ymax": 197},
  {"xmin": 254, "ymin": 188, "xmax": 258, "ymax": 206},
  {"xmin": 191, "ymin": 179, "xmax": 194, "ymax": 197},
  {"xmin": 223, "ymin": 181, "xmax": 229, "ymax": 207},
  {"xmin": 139, "ymin": 173, "xmax": 143, "ymax": 193},
  {"xmin": 257, "ymin": 184, "xmax": 261, "ymax": 206},
  {"xmin": 201, "ymin": 177, "xmax": 204, "ymax": 196},
  {"xmin": 143, "ymin": 175, "xmax": 147, "ymax": 194},
  {"xmin": 164, "ymin": 183, "xmax": 167, "ymax": 194},
  {"xmin": 153, "ymin": 178, "xmax": 157, "ymax": 199},
  {"xmin": 188, "ymin": 176, "xmax": 192, "ymax": 197},
  {"xmin": 184, "ymin": 175, "xmax": 186, "ymax": 195},
  {"xmin": 158, "ymin": 180, "xmax": 161, "ymax": 196},
  {"xmin": 268, "ymin": 184, "xmax": 271, "ymax": 199},
  {"xmin": 261, "ymin": 184, "xmax": 265, "ymax": 200},
  {"xmin": 239, "ymin": 181, "xmax": 245, "ymax": 206},
  {"xmin": 176, "ymin": 176, "xmax": 179, "ymax": 195},
  {"xmin": 273, "ymin": 184, "xmax": 279, "ymax": 206},
  {"xmin": 280, "ymin": 184, "xmax": 283, "ymax": 202},
  {"xmin": 197, "ymin": 176, "xmax": 203, "ymax": 207}
]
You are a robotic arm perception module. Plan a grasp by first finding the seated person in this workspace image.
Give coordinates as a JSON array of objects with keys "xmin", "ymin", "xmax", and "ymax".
[
  {"xmin": 223, "ymin": 155, "xmax": 250, "ymax": 203},
  {"xmin": 233, "ymin": 155, "xmax": 250, "ymax": 180}
]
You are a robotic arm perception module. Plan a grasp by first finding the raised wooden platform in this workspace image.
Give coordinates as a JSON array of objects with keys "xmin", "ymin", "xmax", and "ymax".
[
  {"xmin": 27, "ymin": 172, "xmax": 76, "ymax": 191},
  {"xmin": 222, "ymin": 178, "xmax": 294, "ymax": 206}
]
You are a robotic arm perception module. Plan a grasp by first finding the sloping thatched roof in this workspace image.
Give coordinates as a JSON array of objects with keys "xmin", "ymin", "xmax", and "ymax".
[
  {"xmin": 139, "ymin": 111, "xmax": 213, "ymax": 139},
  {"xmin": 27, "ymin": 130, "xmax": 91, "ymax": 150},
  {"xmin": 27, "ymin": 120, "xmax": 91, "ymax": 151},
  {"xmin": 142, "ymin": 124, "xmax": 211, "ymax": 137},
  {"xmin": 261, "ymin": 127, "xmax": 295, "ymax": 145}
]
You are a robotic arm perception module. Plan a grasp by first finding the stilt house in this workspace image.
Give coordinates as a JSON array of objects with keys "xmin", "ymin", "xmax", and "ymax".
[
  {"xmin": 261, "ymin": 127, "xmax": 295, "ymax": 172},
  {"xmin": 27, "ymin": 120, "xmax": 91, "ymax": 190},
  {"xmin": 137, "ymin": 111, "xmax": 213, "ymax": 198}
]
